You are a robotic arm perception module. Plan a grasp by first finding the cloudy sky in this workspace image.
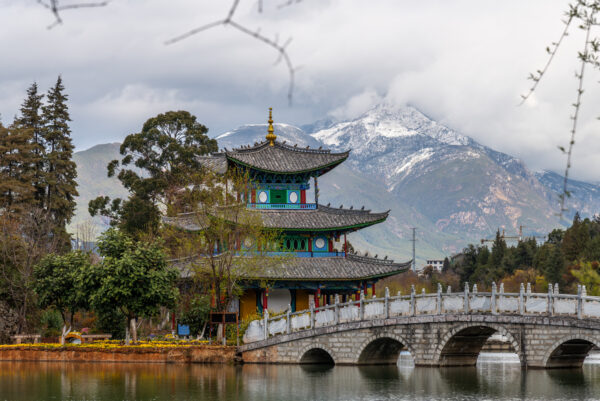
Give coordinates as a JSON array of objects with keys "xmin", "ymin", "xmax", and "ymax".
[{"xmin": 2, "ymin": 0, "xmax": 600, "ymax": 181}]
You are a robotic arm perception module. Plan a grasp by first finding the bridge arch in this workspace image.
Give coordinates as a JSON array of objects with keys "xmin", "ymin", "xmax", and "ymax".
[
  {"xmin": 355, "ymin": 333, "xmax": 415, "ymax": 365},
  {"xmin": 542, "ymin": 334, "xmax": 600, "ymax": 368},
  {"xmin": 433, "ymin": 323, "xmax": 523, "ymax": 367},
  {"xmin": 298, "ymin": 344, "xmax": 336, "ymax": 364}
]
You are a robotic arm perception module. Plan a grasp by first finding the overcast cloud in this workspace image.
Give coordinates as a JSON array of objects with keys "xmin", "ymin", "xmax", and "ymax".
[{"xmin": 2, "ymin": 0, "xmax": 600, "ymax": 181}]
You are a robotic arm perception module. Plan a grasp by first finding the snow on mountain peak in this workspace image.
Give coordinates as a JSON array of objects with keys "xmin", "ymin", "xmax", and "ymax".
[{"xmin": 312, "ymin": 103, "xmax": 471, "ymax": 150}]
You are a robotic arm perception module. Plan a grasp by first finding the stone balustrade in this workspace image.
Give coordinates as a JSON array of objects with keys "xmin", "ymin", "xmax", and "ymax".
[{"xmin": 243, "ymin": 283, "xmax": 600, "ymax": 343}]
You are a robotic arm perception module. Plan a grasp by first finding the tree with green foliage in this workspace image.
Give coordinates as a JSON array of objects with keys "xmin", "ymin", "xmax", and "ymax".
[
  {"xmin": 562, "ymin": 213, "xmax": 590, "ymax": 262},
  {"xmin": 583, "ymin": 235, "xmax": 600, "ymax": 262},
  {"xmin": 15, "ymin": 82, "xmax": 46, "ymax": 208},
  {"xmin": 163, "ymin": 168, "xmax": 283, "ymax": 313},
  {"xmin": 571, "ymin": 261, "xmax": 600, "ymax": 296},
  {"xmin": 491, "ymin": 229, "xmax": 506, "ymax": 268},
  {"xmin": 88, "ymin": 228, "xmax": 179, "ymax": 343},
  {"xmin": 545, "ymin": 244, "xmax": 565, "ymax": 286},
  {"xmin": 547, "ymin": 228, "xmax": 564, "ymax": 245},
  {"xmin": 89, "ymin": 110, "xmax": 218, "ymax": 238},
  {"xmin": 0, "ymin": 123, "xmax": 34, "ymax": 212},
  {"xmin": 0, "ymin": 209, "xmax": 61, "ymax": 333},
  {"xmin": 41, "ymin": 76, "xmax": 78, "ymax": 249},
  {"xmin": 34, "ymin": 251, "xmax": 91, "ymax": 343},
  {"xmin": 442, "ymin": 257, "xmax": 450, "ymax": 273},
  {"xmin": 178, "ymin": 294, "xmax": 211, "ymax": 337}
]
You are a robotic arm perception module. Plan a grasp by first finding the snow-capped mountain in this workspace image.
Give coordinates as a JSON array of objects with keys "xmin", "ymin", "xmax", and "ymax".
[
  {"xmin": 216, "ymin": 123, "xmax": 320, "ymax": 150},
  {"xmin": 305, "ymin": 104, "xmax": 571, "ymax": 238},
  {"xmin": 211, "ymin": 103, "xmax": 600, "ymax": 256},
  {"xmin": 71, "ymin": 103, "xmax": 600, "ymax": 261},
  {"xmin": 535, "ymin": 170, "xmax": 600, "ymax": 220}
]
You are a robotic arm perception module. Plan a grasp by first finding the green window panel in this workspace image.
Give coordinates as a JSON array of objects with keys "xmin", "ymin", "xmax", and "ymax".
[
  {"xmin": 279, "ymin": 236, "xmax": 309, "ymax": 251},
  {"xmin": 270, "ymin": 189, "xmax": 287, "ymax": 204}
]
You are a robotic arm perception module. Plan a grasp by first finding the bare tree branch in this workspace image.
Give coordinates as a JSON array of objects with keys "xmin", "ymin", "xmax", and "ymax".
[
  {"xmin": 37, "ymin": 0, "xmax": 109, "ymax": 29},
  {"xmin": 165, "ymin": 0, "xmax": 297, "ymax": 105},
  {"xmin": 277, "ymin": 0, "xmax": 303, "ymax": 10},
  {"xmin": 521, "ymin": 1, "xmax": 600, "ymax": 218},
  {"xmin": 559, "ymin": 10, "xmax": 595, "ymax": 217},
  {"xmin": 519, "ymin": 11, "xmax": 576, "ymax": 104}
]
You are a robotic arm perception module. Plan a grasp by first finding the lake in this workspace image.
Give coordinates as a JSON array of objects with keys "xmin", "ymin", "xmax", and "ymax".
[{"xmin": 1, "ymin": 353, "xmax": 599, "ymax": 400}]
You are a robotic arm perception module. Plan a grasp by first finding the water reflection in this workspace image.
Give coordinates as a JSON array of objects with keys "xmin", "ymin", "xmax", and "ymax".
[{"xmin": 0, "ymin": 358, "xmax": 600, "ymax": 401}]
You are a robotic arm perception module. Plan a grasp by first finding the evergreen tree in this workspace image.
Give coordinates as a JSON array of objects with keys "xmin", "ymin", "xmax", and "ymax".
[
  {"xmin": 41, "ymin": 76, "xmax": 78, "ymax": 248},
  {"xmin": 547, "ymin": 228, "xmax": 564, "ymax": 245},
  {"xmin": 15, "ymin": 82, "xmax": 46, "ymax": 208},
  {"xmin": 514, "ymin": 238, "xmax": 536, "ymax": 271},
  {"xmin": 442, "ymin": 257, "xmax": 450, "ymax": 273},
  {"xmin": 0, "ymin": 123, "xmax": 34, "ymax": 211},
  {"xmin": 491, "ymin": 229, "xmax": 506, "ymax": 267},
  {"xmin": 546, "ymin": 244, "xmax": 565, "ymax": 285},
  {"xmin": 562, "ymin": 212, "xmax": 589, "ymax": 262}
]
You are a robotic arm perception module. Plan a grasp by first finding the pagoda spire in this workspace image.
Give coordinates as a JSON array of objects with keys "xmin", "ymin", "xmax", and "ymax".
[{"xmin": 266, "ymin": 107, "xmax": 276, "ymax": 146}]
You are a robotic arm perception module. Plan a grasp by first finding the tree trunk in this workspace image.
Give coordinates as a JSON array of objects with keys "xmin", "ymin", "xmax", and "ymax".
[
  {"xmin": 125, "ymin": 321, "xmax": 130, "ymax": 345},
  {"xmin": 60, "ymin": 324, "xmax": 69, "ymax": 345},
  {"xmin": 130, "ymin": 317, "xmax": 138, "ymax": 343}
]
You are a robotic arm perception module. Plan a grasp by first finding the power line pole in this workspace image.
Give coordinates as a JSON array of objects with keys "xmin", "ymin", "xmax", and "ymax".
[{"xmin": 410, "ymin": 227, "xmax": 417, "ymax": 272}]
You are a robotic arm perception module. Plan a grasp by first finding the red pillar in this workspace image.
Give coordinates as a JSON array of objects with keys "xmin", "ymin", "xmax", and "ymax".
[
  {"xmin": 315, "ymin": 288, "xmax": 320, "ymax": 308},
  {"xmin": 263, "ymin": 289, "xmax": 268, "ymax": 311}
]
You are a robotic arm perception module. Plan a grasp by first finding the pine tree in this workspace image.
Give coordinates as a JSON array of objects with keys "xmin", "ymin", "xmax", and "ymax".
[
  {"xmin": 491, "ymin": 229, "xmax": 506, "ymax": 267},
  {"xmin": 41, "ymin": 76, "xmax": 78, "ymax": 248},
  {"xmin": 15, "ymin": 82, "xmax": 46, "ymax": 209},
  {"xmin": 562, "ymin": 212, "xmax": 590, "ymax": 262},
  {"xmin": 546, "ymin": 244, "xmax": 565, "ymax": 285},
  {"xmin": 0, "ymin": 123, "xmax": 34, "ymax": 212}
]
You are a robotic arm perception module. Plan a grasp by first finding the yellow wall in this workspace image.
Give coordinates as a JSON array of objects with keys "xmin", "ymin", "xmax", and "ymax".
[
  {"xmin": 295, "ymin": 289, "xmax": 309, "ymax": 311},
  {"xmin": 240, "ymin": 290, "xmax": 257, "ymax": 319}
]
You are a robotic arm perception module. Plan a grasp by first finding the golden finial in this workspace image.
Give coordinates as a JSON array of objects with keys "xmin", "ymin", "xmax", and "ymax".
[{"xmin": 266, "ymin": 107, "xmax": 276, "ymax": 146}]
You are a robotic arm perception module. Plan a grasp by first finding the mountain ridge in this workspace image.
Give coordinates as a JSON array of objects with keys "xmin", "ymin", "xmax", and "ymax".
[{"xmin": 70, "ymin": 104, "xmax": 600, "ymax": 263}]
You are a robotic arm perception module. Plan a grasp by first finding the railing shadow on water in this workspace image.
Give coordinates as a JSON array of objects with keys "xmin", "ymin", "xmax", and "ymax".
[{"xmin": 243, "ymin": 282, "xmax": 600, "ymax": 343}]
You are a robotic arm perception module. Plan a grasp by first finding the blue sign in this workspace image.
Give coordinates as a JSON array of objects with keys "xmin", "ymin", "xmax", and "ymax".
[{"xmin": 177, "ymin": 324, "xmax": 190, "ymax": 336}]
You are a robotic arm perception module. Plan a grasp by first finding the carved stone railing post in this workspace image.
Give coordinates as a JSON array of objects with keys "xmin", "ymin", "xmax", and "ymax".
[
  {"xmin": 310, "ymin": 305, "xmax": 315, "ymax": 329},
  {"xmin": 286, "ymin": 305, "xmax": 291, "ymax": 334},
  {"xmin": 582, "ymin": 285, "xmax": 588, "ymax": 318},
  {"xmin": 577, "ymin": 285, "xmax": 583, "ymax": 319},
  {"xmin": 437, "ymin": 283, "xmax": 442, "ymax": 314},
  {"xmin": 463, "ymin": 282, "xmax": 469, "ymax": 313},
  {"xmin": 359, "ymin": 290, "xmax": 365, "ymax": 320},
  {"xmin": 264, "ymin": 310, "xmax": 269, "ymax": 340},
  {"xmin": 410, "ymin": 285, "xmax": 416, "ymax": 316},
  {"xmin": 491, "ymin": 282, "xmax": 497, "ymax": 315},
  {"xmin": 384, "ymin": 287, "xmax": 390, "ymax": 319},
  {"xmin": 547, "ymin": 284, "xmax": 553, "ymax": 316},
  {"xmin": 519, "ymin": 283, "xmax": 525, "ymax": 315},
  {"xmin": 334, "ymin": 295, "xmax": 340, "ymax": 325}
]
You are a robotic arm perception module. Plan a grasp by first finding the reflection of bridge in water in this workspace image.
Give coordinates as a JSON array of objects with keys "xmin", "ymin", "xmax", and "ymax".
[{"xmin": 239, "ymin": 283, "xmax": 600, "ymax": 368}]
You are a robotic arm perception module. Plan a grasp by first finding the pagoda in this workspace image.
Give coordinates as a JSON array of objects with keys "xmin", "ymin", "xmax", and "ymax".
[{"xmin": 165, "ymin": 109, "xmax": 410, "ymax": 319}]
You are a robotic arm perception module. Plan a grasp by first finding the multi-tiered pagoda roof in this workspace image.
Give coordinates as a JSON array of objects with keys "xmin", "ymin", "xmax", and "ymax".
[
  {"xmin": 198, "ymin": 140, "xmax": 349, "ymax": 178},
  {"xmin": 164, "ymin": 204, "xmax": 389, "ymax": 232},
  {"xmin": 164, "ymin": 109, "xmax": 409, "ymax": 311}
]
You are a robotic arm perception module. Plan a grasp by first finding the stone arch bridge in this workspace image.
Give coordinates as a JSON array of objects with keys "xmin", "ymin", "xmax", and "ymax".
[{"xmin": 239, "ymin": 284, "xmax": 600, "ymax": 368}]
